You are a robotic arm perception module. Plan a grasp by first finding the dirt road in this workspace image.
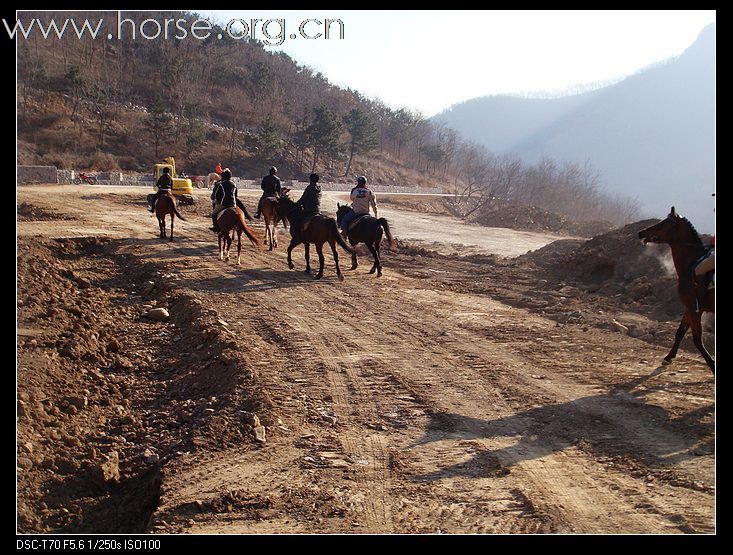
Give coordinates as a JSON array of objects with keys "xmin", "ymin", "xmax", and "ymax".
[{"xmin": 17, "ymin": 185, "xmax": 715, "ymax": 534}]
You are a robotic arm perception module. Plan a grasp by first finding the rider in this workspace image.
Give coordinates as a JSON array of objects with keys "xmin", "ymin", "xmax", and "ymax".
[
  {"xmin": 254, "ymin": 166, "xmax": 282, "ymax": 219},
  {"xmin": 148, "ymin": 167, "xmax": 173, "ymax": 212},
  {"xmin": 215, "ymin": 162, "xmax": 223, "ymax": 175},
  {"xmin": 291, "ymin": 173, "xmax": 322, "ymax": 238},
  {"xmin": 693, "ymin": 192, "xmax": 715, "ymax": 310},
  {"xmin": 210, "ymin": 168, "xmax": 238, "ymax": 233},
  {"xmin": 211, "ymin": 170, "xmax": 251, "ymax": 221},
  {"xmin": 340, "ymin": 175, "xmax": 377, "ymax": 239}
]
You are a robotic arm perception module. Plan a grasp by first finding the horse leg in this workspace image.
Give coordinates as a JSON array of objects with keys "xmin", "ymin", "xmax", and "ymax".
[
  {"xmin": 314, "ymin": 243, "xmax": 325, "ymax": 280},
  {"xmin": 218, "ymin": 234, "xmax": 224, "ymax": 260},
  {"xmin": 169, "ymin": 214, "xmax": 174, "ymax": 242},
  {"xmin": 236, "ymin": 231, "xmax": 242, "ymax": 265},
  {"xmin": 349, "ymin": 239, "xmax": 358, "ymax": 270},
  {"xmin": 159, "ymin": 217, "xmax": 166, "ymax": 239},
  {"xmin": 366, "ymin": 242, "xmax": 380, "ymax": 275},
  {"xmin": 374, "ymin": 237, "xmax": 384, "ymax": 277},
  {"xmin": 664, "ymin": 315, "xmax": 690, "ymax": 364},
  {"xmin": 304, "ymin": 243, "xmax": 312, "ymax": 274},
  {"xmin": 689, "ymin": 313, "xmax": 715, "ymax": 372},
  {"xmin": 366, "ymin": 244, "xmax": 380, "ymax": 275},
  {"xmin": 287, "ymin": 239, "xmax": 300, "ymax": 270},
  {"xmin": 330, "ymin": 240, "xmax": 344, "ymax": 282}
]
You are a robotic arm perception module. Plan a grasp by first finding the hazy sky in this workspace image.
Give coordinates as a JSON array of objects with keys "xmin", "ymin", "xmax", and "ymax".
[{"xmin": 198, "ymin": 10, "xmax": 716, "ymax": 116}]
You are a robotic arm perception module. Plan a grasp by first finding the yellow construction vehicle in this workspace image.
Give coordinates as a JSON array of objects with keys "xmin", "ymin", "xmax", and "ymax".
[{"xmin": 153, "ymin": 157, "xmax": 195, "ymax": 205}]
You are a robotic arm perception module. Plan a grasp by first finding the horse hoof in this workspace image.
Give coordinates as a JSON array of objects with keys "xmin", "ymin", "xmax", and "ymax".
[
  {"xmin": 377, "ymin": 271, "xmax": 382, "ymax": 277},
  {"xmin": 661, "ymin": 358, "xmax": 673, "ymax": 365},
  {"xmin": 315, "ymin": 274, "xmax": 323, "ymax": 280},
  {"xmin": 350, "ymin": 265, "xmax": 358, "ymax": 270},
  {"xmin": 368, "ymin": 269, "xmax": 376, "ymax": 274},
  {"xmin": 303, "ymin": 269, "xmax": 311, "ymax": 275},
  {"xmin": 338, "ymin": 274, "xmax": 344, "ymax": 282},
  {"xmin": 288, "ymin": 263, "xmax": 294, "ymax": 270}
]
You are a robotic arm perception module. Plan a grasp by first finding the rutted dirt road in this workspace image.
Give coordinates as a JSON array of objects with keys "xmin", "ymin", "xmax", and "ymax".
[{"xmin": 17, "ymin": 185, "xmax": 715, "ymax": 534}]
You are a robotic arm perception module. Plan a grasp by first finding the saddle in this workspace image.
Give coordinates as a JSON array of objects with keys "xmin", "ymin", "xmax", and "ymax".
[
  {"xmin": 348, "ymin": 214, "xmax": 371, "ymax": 232},
  {"xmin": 216, "ymin": 205, "xmax": 237, "ymax": 220},
  {"xmin": 301, "ymin": 212, "xmax": 321, "ymax": 232}
]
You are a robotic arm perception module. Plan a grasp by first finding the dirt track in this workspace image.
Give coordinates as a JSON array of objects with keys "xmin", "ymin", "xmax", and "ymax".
[{"xmin": 16, "ymin": 185, "xmax": 715, "ymax": 534}]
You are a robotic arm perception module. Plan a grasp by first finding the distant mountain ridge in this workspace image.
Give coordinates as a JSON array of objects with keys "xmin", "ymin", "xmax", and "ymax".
[{"xmin": 433, "ymin": 23, "xmax": 716, "ymax": 233}]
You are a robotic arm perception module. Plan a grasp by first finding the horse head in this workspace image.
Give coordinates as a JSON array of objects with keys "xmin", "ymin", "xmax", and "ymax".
[
  {"xmin": 638, "ymin": 206, "xmax": 686, "ymax": 245},
  {"xmin": 336, "ymin": 202, "xmax": 350, "ymax": 225}
]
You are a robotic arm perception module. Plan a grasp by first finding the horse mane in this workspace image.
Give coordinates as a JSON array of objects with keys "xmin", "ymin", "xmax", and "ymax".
[{"xmin": 678, "ymin": 216, "xmax": 705, "ymax": 248}]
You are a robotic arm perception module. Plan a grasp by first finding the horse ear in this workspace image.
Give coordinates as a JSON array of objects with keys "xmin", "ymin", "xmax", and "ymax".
[
  {"xmin": 670, "ymin": 206, "xmax": 678, "ymax": 218},
  {"xmin": 337, "ymin": 202, "xmax": 341, "ymax": 208}
]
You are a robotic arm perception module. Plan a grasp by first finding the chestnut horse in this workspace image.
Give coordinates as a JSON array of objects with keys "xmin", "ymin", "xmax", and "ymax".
[
  {"xmin": 154, "ymin": 192, "xmax": 186, "ymax": 241},
  {"xmin": 276, "ymin": 190, "xmax": 355, "ymax": 280},
  {"xmin": 260, "ymin": 196, "xmax": 287, "ymax": 251},
  {"xmin": 216, "ymin": 207, "xmax": 260, "ymax": 265},
  {"xmin": 336, "ymin": 203, "xmax": 395, "ymax": 277},
  {"xmin": 638, "ymin": 207, "xmax": 715, "ymax": 373}
]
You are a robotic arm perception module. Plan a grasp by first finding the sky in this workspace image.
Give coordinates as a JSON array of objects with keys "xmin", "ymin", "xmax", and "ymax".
[{"xmin": 197, "ymin": 10, "xmax": 716, "ymax": 117}]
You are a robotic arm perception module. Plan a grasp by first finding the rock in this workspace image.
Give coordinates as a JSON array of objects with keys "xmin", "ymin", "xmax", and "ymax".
[
  {"xmin": 66, "ymin": 396, "xmax": 88, "ymax": 409},
  {"xmin": 253, "ymin": 426, "xmax": 266, "ymax": 443},
  {"xmin": 145, "ymin": 308, "xmax": 170, "ymax": 321},
  {"xmin": 143, "ymin": 449, "xmax": 159, "ymax": 464},
  {"xmin": 17, "ymin": 457, "xmax": 33, "ymax": 470},
  {"xmin": 611, "ymin": 319, "xmax": 629, "ymax": 334},
  {"xmin": 239, "ymin": 411, "xmax": 260, "ymax": 428},
  {"xmin": 93, "ymin": 451, "xmax": 120, "ymax": 486}
]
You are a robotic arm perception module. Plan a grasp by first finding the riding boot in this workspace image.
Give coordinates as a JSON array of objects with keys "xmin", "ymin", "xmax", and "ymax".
[{"xmin": 341, "ymin": 229, "xmax": 348, "ymax": 240}]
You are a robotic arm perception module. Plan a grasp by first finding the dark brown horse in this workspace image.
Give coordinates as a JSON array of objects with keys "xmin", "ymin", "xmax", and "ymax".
[
  {"xmin": 336, "ymin": 203, "xmax": 396, "ymax": 277},
  {"xmin": 154, "ymin": 192, "xmax": 186, "ymax": 241},
  {"xmin": 276, "ymin": 191, "xmax": 356, "ymax": 280},
  {"xmin": 260, "ymin": 196, "xmax": 287, "ymax": 251},
  {"xmin": 638, "ymin": 207, "xmax": 715, "ymax": 373},
  {"xmin": 216, "ymin": 207, "xmax": 260, "ymax": 265}
]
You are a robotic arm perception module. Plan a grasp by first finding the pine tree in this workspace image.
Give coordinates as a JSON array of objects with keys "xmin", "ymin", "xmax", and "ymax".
[{"xmin": 343, "ymin": 108, "xmax": 378, "ymax": 177}]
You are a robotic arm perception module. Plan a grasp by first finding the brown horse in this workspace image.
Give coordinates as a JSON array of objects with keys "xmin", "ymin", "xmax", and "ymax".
[
  {"xmin": 336, "ymin": 203, "xmax": 396, "ymax": 277},
  {"xmin": 154, "ymin": 192, "xmax": 186, "ymax": 241},
  {"xmin": 638, "ymin": 207, "xmax": 715, "ymax": 373},
  {"xmin": 260, "ymin": 196, "xmax": 287, "ymax": 251},
  {"xmin": 276, "ymin": 191, "xmax": 356, "ymax": 280},
  {"xmin": 216, "ymin": 207, "xmax": 260, "ymax": 265}
]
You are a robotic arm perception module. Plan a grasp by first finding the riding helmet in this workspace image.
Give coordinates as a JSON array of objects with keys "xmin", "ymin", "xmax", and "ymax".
[
  {"xmin": 310, "ymin": 173, "xmax": 320, "ymax": 183},
  {"xmin": 269, "ymin": 166, "xmax": 278, "ymax": 174},
  {"xmin": 357, "ymin": 176, "xmax": 367, "ymax": 186}
]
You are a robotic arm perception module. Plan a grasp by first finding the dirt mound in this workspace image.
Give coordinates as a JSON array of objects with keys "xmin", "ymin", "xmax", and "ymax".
[
  {"xmin": 17, "ymin": 237, "xmax": 271, "ymax": 533},
  {"xmin": 516, "ymin": 219, "xmax": 695, "ymax": 317},
  {"xmin": 377, "ymin": 195, "xmax": 447, "ymax": 215},
  {"xmin": 471, "ymin": 203, "xmax": 615, "ymax": 237},
  {"xmin": 18, "ymin": 202, "xmax": 78, "ymax": 221}
]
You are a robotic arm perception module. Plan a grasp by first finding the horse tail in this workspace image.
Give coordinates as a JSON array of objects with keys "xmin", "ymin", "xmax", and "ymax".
[
  {"xmin": 172, "ymin": 203, "xmax": 187, "ymax": 221},
  {"xmin": 377, "ymin": 218, "xmax": 395, "ymax": 249},
  {"xmin": 328, "ymin": 218, "xmax": 356, "ymax": 254},
  {"xmin": 237, "ymin": 211, "xmax": 261, "ymax": 248}
]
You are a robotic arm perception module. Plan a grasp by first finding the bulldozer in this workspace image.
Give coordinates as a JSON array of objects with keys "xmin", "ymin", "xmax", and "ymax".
[{"xmin": 152, "ymin": 157, "xmax": 195, "ymax": 205}]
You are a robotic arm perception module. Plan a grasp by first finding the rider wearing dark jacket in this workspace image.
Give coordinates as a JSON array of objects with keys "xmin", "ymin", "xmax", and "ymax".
[
  {"xmin": 290, "ymin": 173, "xmax": 322, "ymax": 241},
  {"xmin": 254, "ymin": 166, "xmax": 282, "ymax": 218},
  {"xmin": 148, "ymin": 167, "xmax": 173, "ymax": 212},
  {"xmin": 210, "ymin": 169, "xmax": 238, "ymax": 232},
  {"xmin": 297, "ymin": 173, "xmax": 322, "ymax": 216}
]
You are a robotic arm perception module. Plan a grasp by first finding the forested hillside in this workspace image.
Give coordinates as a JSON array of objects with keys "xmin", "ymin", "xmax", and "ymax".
[{"xmin": 16, "ymin": 10, "xmax": 638, "ymax": 225}]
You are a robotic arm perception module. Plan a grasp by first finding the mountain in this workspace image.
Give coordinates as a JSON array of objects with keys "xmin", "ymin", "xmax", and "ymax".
[{"xmin": 434, "ymin": 23, "xmax": 716, "ymax": 233}]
